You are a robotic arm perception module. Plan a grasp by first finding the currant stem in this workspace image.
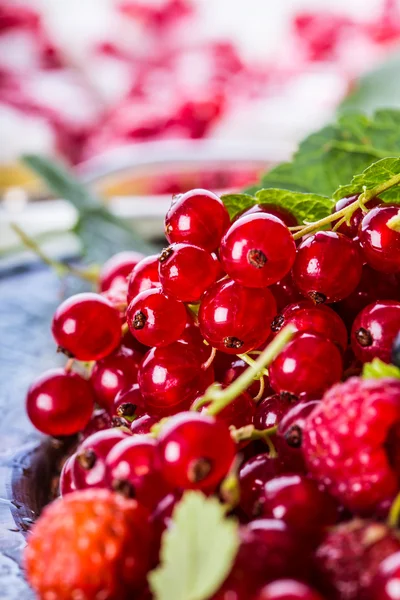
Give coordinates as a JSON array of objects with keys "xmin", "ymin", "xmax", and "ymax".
[
  {"xmin": 388, "ymin": 491, "xmax": 400, "ymax": 528},
  {"xmin": 64, "ymin": 358, "xmax": 74, "ymax": 373},
  {"xmin": 205, "ymin": 326, "xmax": 295, "ymax": 416},
  {"xmin": 230, "ymin": 424, "xmax": 278, "ymax": 456},
  {"xmin": 202, "ymin": 347, "xmax": 217, "ymax": 371},
  {"xmin": 253, "ymin": 376, "xmax": 265, "ymax": 402},
  {"xmin": 237, "ymin": 353, "xmax": 268, "ymax": 378},
  {"xmin": 121, "ymin": 322, "xmax": 129, "ymax": 336},
  {"xmin": 11, "ymin": 223, "xmax": 99, "ymax": 283}
]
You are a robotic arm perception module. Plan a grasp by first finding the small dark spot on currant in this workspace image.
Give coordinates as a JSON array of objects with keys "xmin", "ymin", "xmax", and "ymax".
[
  {"xmin": 112, "ymin": 416, "xmax": 127, "ymax": 428},
  {"xmin": 356, "ymin": 327, "xmax": 373, "ymax": 347},
  {"xmin": 133, "ymin": 311, "xmax": 147, "ymax": 330},
  {"xmin": 188, "ymin": 458, "xmax": 212, "ymax": 483},
  {"xmin": 247, "ymin": 248, "xmax": 267, "ymax": 269},
  {"xmin": 308, "ymin": 291, "xmax": 327, "ymax": 305},
  {"xmin": 285, "ymin": 424, "xmax": 302, "ymax": 448},
  {"xmin": 224, "ymin": 336, "xmax": 244, "ymax": 349},
  {"xmin": 57, "ymin": 346, "xmax": 75, "ymax": 358},
  {"xmin": 159, "ymin": 247, "xmax": 174, "ymax": 263},
  {"xmin": 271, "ymin": 314, "xmax": 285, "ymax": 332},
  {"xmin": 280, "ymin": 391, "xmax": 299, "ymax": 404},
  {"xmin": 77, "ymin": 448, "xmax": 97, "ymax": 470},
  {"xmin": 112, "ymin": 479, "xmax": 135, "ymax": 498},
  {"xmin": 117, "ymin": 403, "xmax": 137, "ymax": 418}
]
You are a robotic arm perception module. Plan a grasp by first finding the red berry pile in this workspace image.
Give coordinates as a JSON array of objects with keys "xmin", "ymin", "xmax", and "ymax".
[{"xmin": 24, "ymin": 188, "xmax": 400, "ymax": 600}]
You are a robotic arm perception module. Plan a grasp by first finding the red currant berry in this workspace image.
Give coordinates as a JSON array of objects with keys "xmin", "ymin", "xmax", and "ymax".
[
  {"xmin": 220, "ymin": 213, "xmax": 296, "ymax": 288},
  {"xmin": 197, "ymin": 391, "xmax": 256, "ymax": 430},
  {"xmin": 275, "ymin": 400, "xmax": 320, "ymax": 474},
  {"xmin": 333, "ymin": 195, "xmax": 381, "ymax": 238},
  {"xmin": 271, "ymin": 300, "xmax": 348, "ymax": 352},
  {"xmin": 59, "ymin": 455, "xmax": 77, "ymax": 496},
  {"xmin": 127, "ymin": 254, "xmax": 161, "ymax": 303},
  {"xmin": 351, "ymin": 300, "xmax": 400, "ymax": 363},
  {"xmin": 369, "ymin": 551, "xmax": 400, "ymax": 600},
  {"xmin": 254, "ymin": 392, "xmax": 299, "ymax": 430},
  {"xmin": 157, "ymin": 412, "xmax": 235, "ymax": 490},
  {"xmin": 236, "ymin": 204, "xmax": 298, "ymax": 228},
  {"xmin": 112, "ymin": 384, "xmax": 146, "ymax": 422},
  {"xmin": 101, "ymin": 285, "xmax": 128, "ymax": 323},
  {"xmin": 130, "ymin": 414, "xmax": 157, "ymax": 435},
  {"xmin": 199, "ymin": 278, "xmax": 277, "ymax": 354},
  {"xmin": 292, "ymin": 231, "xmax": 363, "ymax": 303},
  {"xmin": 51, "ymin": 293, "xmax": 121, "ymax": 361},
  {"xmin": 359, "ymin": 205, "xmax": 400, "ymax": 273},
  {"xmin": 214, "ymin": 352, "xmax": 273, "ymax": 399},
  {"xmin": 257, "ymin": 474, "xmax": 337, "ymax": 538},
  {"xmin": 158, "ymin": 243, "xmax": 219, "ymax": 302},
  {"xmin": 127, "ymin": 288, "xmax": 187, "ymax": 347},
  {"xmin": 335, "ymin": 265, "xmax": 400, "ymax": 329},
  {"xmin": 270, "ymin": 273, "xmax": 303, "ymax": 313},
  {"xmin": 256, "ymin": 580, "xmax": 324, "ymax": 600},
  {"xmin": 100, "ymin": 251, "xmax": 145, "ymax": 292},
  {"xmin": 177, "ymin": 316, "xmax": 211, "ymax": 365},
  {"xmin": 72, "ymin": 429, "xmax": 129, "ymax": 490},
  {"xmin": 105, "ymin": 435, "xmax": 171, "ymax": 510},
  {"xmin": 81, "ymin": 408, "xmax": 112, "ymax": 440},
  {"xmin": 239, "ymin": 454, "xmax": 285, "ymax": 518},
  {"xmin": 90, "ymin": 345, "xmax": 142, "ymax": 411},
  {"xmin": 165, "ymin": 188, "xmax": 230, "ymax": 251},
  {"xmin": 138, "ymin": 342, "xmax": 212, "ymax": 416},
  {"xmin": 269, "ymin": 332, "xmax": 343, "ymax": 397},
  {"xmin": 26, "ymin": 368, "xmax": 94, "ymax": 436}
]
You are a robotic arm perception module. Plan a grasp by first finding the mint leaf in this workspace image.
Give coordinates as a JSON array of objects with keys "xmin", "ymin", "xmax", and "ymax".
[
  {"xmin": 220, "ymin": 193, "xmax": 256, "ymax": 220},
  {"xmin": 251, "ymin": 109, "xmax": 400, "ymax": 197},
  {"xmin": 255, "ymin": 189, "xmax": 333, "ymax": 223},
  {"xmin": 149, "ymin": 491, "xmax": 239, "ymax": 600},
  {"xmin": 333, "ymin": 157, "xmax": 400, "ymax": 202},
  {"xmin": 362, "ymin": 358, "xmax": 400, "ymax": 380}
]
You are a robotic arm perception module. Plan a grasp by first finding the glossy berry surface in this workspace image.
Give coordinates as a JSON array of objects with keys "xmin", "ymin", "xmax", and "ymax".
[
  {"xmin": 51, "ymin": 293, "xmax": 121, "ymax": 361},
  {"xmin": 199, "ymin": 278, "xmax": 276, "ymax": 354},
  {"xmin": 164, "ymin": 188, "xmax": 230, "ymax": 251},
  {"xmin": 59, "ymin": 455, "xmax": 77, "ymax": 496},
  {"xmin": 292, "ymin": 231, "xmax": 363, "ymax": 303},
  {"xmin": 369, "ymin": 551, "xmax": 400, "ymax": 600},
  {"xmin": 157, "ymin": 412, "xmax": 235, "ymax": 490},
  {"xmin": 112, "ymin": 384, "xmax": 146, "ymax": 422},
  {"xmin": 81, "ymin": 408, "xmax": 112, "ymax": 440},
  {"xmin": 236, "ymin": 203, "xmax": 298, "ymax": 228},
  {"xmin": 127, "ymin": 254, "xmax": 161, "ymax": 303},
  {"xmin": 271, "ymin": 300, "xmax": 348, "ymax": 352},
  {"xmin": 130, "ymin": 414, "xmax": 157, "ymax": 435},
  {"xmin": 239, "ymin": 454, "xmax": 285, "ymax": 518},
  {"xmin": 316, "ymin": 520, "xmax": 400, "ymax": 600},
  {"xmin": 72, "ymin": 429, "xmax": 129, "ymax": 490},
  {"xmin": 257, "ymin": 475, "xmax": 337, "ymax": 538},
  {"xmin": 303, "ymin": 377, "xmax": 400, "ymax": 514},
  {"xmin": 127, "ymin": 288, "xmax": 187, "ymax": 347},
  {"xmin": 359, "ymin": 205, "xmax": 400, "ymax": 273},
  {"xmin": 26, "ymin": 368, "xmax": 94, "ymax": 437},
  {"xmin": 351, "ymin": 300, "xmax": 400, "ymax": 363},
  {"xmin": 220, "ymin": 213, "xmax": 296, "ymax": 288},
  {"xmin": 138, "ymin": 342, "xmax": 212, "ymax": 416},
  {"xmin": 90, "ymin": 345, "xmax": 142, "ymax": 411},
  {"xmin": 270, "ymin": 273, "xmax": 303, "ymax": 313},
  {"xmin": 269, "ymin": 332, "xmax": 343, "ymax": 397},
  {"xmin": 105, "ymin": 435, "xmax": 170, "ymax": 510},
  {"xmin": 254, "ymin": 392, "xmax": 299, "ymax": 430},
  {"xmin": 256, "ymin": 579, "xmax": 324, "ymax": 600},
  {"xmin": 99, "ymin": 251, "xmax": 145, "ymax": 292},
  {"xmin": 158, "ymin": 243, "xmax": 219, "ymax": 302},
  {"xmin": 333, "ymin": 194, "xmax": 381, "ymax": 238}
]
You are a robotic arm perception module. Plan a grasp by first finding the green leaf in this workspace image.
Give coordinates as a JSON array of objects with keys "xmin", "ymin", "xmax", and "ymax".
[
  {"xmin": 251, "ymin": 109, "xmax": 400, "ymax": 197},
  {"xmin": 255, "ymin": 189, "xmax": 334, "ymax": 224},
  {"xmin": 362, "ymin": 358, "xmax": 400, "ymax": 380},
  {"xmin": 220, "ymin": 193, "xmax": 256, "ymax": 219},
  {"xmin": 333, "ymin": 157, "xmax": 400, "ymax": 202},
  {"xmin": 149, "ymin": 491, "xmax": 239, "ymax": 600}
]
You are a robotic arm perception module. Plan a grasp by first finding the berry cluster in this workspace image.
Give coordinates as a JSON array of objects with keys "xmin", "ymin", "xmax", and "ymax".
[{"xmin": 24, "ymin": 188, "xmax": 400, "ymax": 600}]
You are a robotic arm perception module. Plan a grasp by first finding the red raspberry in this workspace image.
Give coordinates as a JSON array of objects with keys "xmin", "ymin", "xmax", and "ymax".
[
  {"xmin": 24, "ymin": 489, "xmax": 153, "ymax": 600},
  {"xmin": 303, "ymin": 378, "xmax": 400, "ymax": 514},
  {"xmin": 315, "ymin": 520, "xmax": 400, "ymax": 600}
]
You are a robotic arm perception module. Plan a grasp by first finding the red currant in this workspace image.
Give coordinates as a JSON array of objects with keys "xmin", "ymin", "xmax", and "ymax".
[
  {"xmin": 214, "ymin": 352, "xmax": 273, "ymax": 399},
  {"xmin": 270, "ymin": 273, "xmax": 303, "ymax": 313},
  {"xmin": 127, "ymin": 288, "xmax": 187, "ymax": 347},
  {"xmin": 256, "ymin": 580, "xmax": 325, "ymax": 600},
  {"xmin": 157, "ymin": 412, "xmax": 235, "ymax": 490},
  {"xmin": 130, "ymin": 414, "xmax": 157, "ymax": 435},
  {"xmin": 292, "ymin": 231, "xmax": 363, "ymax": 303},
  {"xmin": 158, "ymin": 243, "xmax": 219, "ymax": 302},
  {"xmin": 254, "ymin": 392, "xmax": 299, "ymax": 430},
  {"xmin": 239, "ymin": 454, "xmax": 285, "ymax": 518},
  {"xmin": 164, "ymin": 188, "xmax": 230, "ymax": 251},
  {"xmin": 271, "ymin": 300, "xmax": 348, "ymax": 352},
  {"xmin": 220, "ymin": 213, "xmax": 296, "ymax": 288},
  {"xmin": 236, "ymin": 204, "xmax": 298, "ymax": 228},
  {"xmin": 101, "ymin": 285, "xmax": 128, "ymax": 323},
  {"xmin": 90, "ymin": 345, "xmax": 142, "ymax": 411},
  {"xmin": 199, "ymin": 278, "xmax": 277, "ymax": 354},
  {"xmin": 59, "ymin": 455, "xmax": 77, "ymax": 496},
  {"xmin": 105, "ymin": 435, "xmax": 171, "ymax": 510},
  {"xmin": 359, "ymin": 205, "xmax": 400, "ymax": 273},
  {"xmin": 26, "ymin": 368, "xmax": 94, "ymax": 436},
  {"xmin": 121, "ymin": 328, "xmax": 150, "ymax": 354},
  {"xmin": 127, "ymin": 254, "xmax": 161, "ymax": 303},
  {"xmin": 333, "ymin": 195, "xmax": 381, "ymax": 238},
  {"xmin": 369, "ymin": 551, "xmax": 400, "ymax": 600},
  {"xmin": 100, "ymin": 251, "xmax": 145, "ymax": 292},
  {"xmin": 112, "ymin": 384, "xmax": 146, "ymax": 422},
  {"xmin": 138, "ymin": 342, "xmax": 213, "ymax": 416},
  {"xmin": 177, "ymin": 316, "xmax": 211, "ymax": 365},
  {"xmin": 351, "ymin": 300, "xmax": 400, "ymax": 363},
  {"xmin": 72, "ymin": 429, "xmax": 129, "ymax": 490},
  {"xmin": 81, "ymin": 408, "xmax": 112, "ymax": 440},
  {"xmin": 51, "ymin": 293, "xmax": 121, "ymax": 361},
  {"xmin": 269, "ymin": 332, "xmax": 343, "ymax": 397}
]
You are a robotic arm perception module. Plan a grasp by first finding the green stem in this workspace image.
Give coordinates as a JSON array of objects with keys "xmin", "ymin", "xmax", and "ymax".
[
  {"xmin": 11, "ymin": 223, "xmax": 99, "ymax": 283},
  {"xmin": 230, "ymin": 424, "xmax": 278, "ymax": 456},
  {"xmin": 237, "ymin": 353, "xmax": 268, "ymax": 378},
  {"xmin": 205, "ymin": 326, "xmax": 295, "ymax": 416},
  {"xmin": 388, "ymin": 491, "xmax": 400, "ymax": 528}
]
